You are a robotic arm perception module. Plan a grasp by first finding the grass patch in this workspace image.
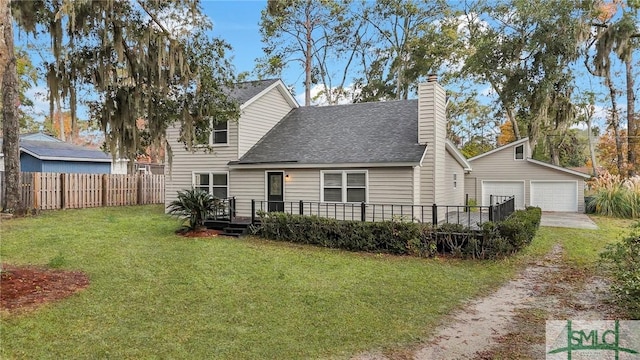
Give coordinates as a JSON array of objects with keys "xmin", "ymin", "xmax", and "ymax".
[
  {"xmin": 1, "ymin": 205, "xmax": 516, "ymax": 359},
  {"xmin": 521, "ymin": 216, "xmax": 634, "ymax": 270}
]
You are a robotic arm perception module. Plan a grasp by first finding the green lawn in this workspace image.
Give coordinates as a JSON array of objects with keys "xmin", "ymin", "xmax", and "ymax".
[{"xmin": 0, "ymin": 206, "xmax": 629, "ymax": 359}]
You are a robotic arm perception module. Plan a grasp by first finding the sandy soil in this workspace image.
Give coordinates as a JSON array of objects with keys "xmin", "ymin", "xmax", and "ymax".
[{"xmin": 353, "ymin": 244, "xmax": 616, "ymax": 360}]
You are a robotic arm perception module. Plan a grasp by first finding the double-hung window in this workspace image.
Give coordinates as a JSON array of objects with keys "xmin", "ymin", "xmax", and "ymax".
[
  {"xmin": 212, "ymin": 121, "xmax": 228, "ymax": 145},
  {"xmin": 321, "ymin": 171, "xmax": 367, "ymax": 203},
  {"xmin": 193, "ymin": 172, "xmax": 228, "ymax": 199},
  {"xmin": 194, "ymin": 120, "xmax": 228, "ymax": 146},
  {"xmin": 514, "ymin": 144, "xmax": 524, "ymax": 160}
]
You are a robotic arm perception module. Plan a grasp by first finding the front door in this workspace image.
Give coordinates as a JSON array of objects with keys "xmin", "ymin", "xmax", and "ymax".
[{"xmin": 267, "ymin": 172, "xmax": 284, "ymax": 212}]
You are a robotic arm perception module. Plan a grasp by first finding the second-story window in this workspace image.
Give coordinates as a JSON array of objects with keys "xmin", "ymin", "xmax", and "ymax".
[
  {"xmin": 514, "ymin": 144, "xmax": 524, "ymax": 160},
  {"xmin": 213, "ymin": 121, "xmax": 228, "ymax": 145},
  {"xmin": 195, "ymin": 120, "xmax": 228, "ymax": 146}
]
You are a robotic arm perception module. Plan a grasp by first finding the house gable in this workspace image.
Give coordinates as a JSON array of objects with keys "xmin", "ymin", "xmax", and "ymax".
[
  {"xmin": 467, "ymin": 137, "xmax": 531, "ymax": 162},
  {"xmin": 238, "ymin": 80, "xmax": 298, "ymax": 157},
  {"xmin": 465, "ymin": 138, "xmax": 590, "ymax": 212}
]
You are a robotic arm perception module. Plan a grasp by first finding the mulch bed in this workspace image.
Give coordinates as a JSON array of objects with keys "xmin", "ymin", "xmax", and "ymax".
[
  {"xmin": 0, "ymin": 264, "xmax": 90, "ymax": 314},
  {"xmin": 177, "ymin": 228, "xmax": 224, "ymax": 238}
]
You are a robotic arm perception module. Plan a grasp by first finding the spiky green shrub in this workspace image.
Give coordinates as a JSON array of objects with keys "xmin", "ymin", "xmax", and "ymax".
[
  {"xmin": 167, "ymin": 189, "xmax": 224, "ymax": 231},
  {"xmin": 588, "ymin": 172, "xmax": 640, "ymax": 218}
]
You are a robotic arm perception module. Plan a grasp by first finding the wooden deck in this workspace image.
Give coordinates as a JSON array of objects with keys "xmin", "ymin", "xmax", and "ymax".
[{"xmin": 441, "ymin": 211, "xmax": 492, "ymax": 230}]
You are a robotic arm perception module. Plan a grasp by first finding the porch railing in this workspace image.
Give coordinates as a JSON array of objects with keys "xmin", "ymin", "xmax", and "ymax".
[
  {"xmin": 214, "ymin": 197, "xmax": 236, "ymax": 220},
  {"xmin": 249, "ymin": 195, "xmax": 516, "ymax": 227}
]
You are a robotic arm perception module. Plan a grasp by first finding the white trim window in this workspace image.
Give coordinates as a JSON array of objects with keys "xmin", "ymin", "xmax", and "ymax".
[
  {"xmin": 193, "ymin": 172, "xmax": 228, "ymax": 199},
  {"xmin": 212, "ymin": 121, "xmax": 228, "ymax": 145},
  {"xmin": 194, "ymin": 120, "xmax": 228, "ymax": 146},
  {"xmin": 514, "ymin": 144, "xmax": 524, "ymax": 160},
  {"xmin": 321, "ymin": 170, "xmax": 368, "ymax": 203}
]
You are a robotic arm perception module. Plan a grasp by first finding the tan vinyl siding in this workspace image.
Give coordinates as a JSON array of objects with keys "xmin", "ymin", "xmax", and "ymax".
[
  {"xmin": 229, "ymin": 169, "xmax": 265, "ymax": 216},
  {"xmin": 164, "ymin": 122, "xmax": 239, "ymax": 208},
  {"xmin": 465, "ymin": 176, "xmax": 477, "ymax": 204},
  {"xmin": 229, "ymin": 167, "xmax": 415, "ymax": 218},
  {"xmin": 368, "ymin": 168, "xmax": 413, "ymax": 204},
  {"xmin": 412, "ymin": 166, "xmax": 420, "ymax": 204},
  {"xmin": 442, "ymin": 150, "xmax": 465, "ymax": 206},
  {"xmin": 238, "ymin": 87, "xmax": 295, "ymax": 157},
  {"xmin": 417, "ymin": 81, "xmax": 446, "ymax": 210},
  {"xmin": 466, "ymin": 143, "xmax": 586, "ymax": 212}
]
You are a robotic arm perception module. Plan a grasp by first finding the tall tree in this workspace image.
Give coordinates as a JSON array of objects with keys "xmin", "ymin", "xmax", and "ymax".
[
  {"xmin": 575, "ymin": 93, "xmax": 599, "ymax": 175},
  {"xmin": 597, "ymin": 128, "xmax": 629, "ymax": 175},
  {"xmin": 1, "ymin": 0, "xmax": 21, "ymax": 211},
  {"xmin": 462, "ymin": 0, "xmax": 588, "ymax": 151},
  {"xmin": 584, "ymin": 0, "xmax": 639, "ymax": 176},
  {"xmin": 258, "ymin": 0, "xmax": 353, "ymax": 106},
  {"xmin": 12, "ymin": 0, "xmax": 239, "ymax": 165},
  {"xmin": 354, "ymin": 0, "xmax": 458, "ymax": 101}
]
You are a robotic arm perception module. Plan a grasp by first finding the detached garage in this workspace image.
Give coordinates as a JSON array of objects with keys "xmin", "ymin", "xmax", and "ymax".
[
  {"xmin": 481, "ymin": 181, "xmax": 525, "ymax": 209},
  {"xmin": 530, "ymin": 181, "xmax": 578, "ymax": 212},
  {"xmin": 464, "ymin": 138, "xmax": 591, "ymax": 212}
]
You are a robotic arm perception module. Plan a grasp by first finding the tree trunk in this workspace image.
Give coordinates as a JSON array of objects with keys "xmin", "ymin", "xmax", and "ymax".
[
  {"xmin": 626, "ymin": 56, "xmax": 637, "ymax": 177},
  {"xmin": 605, "ymin": 75, "xmax": 625, "ymax": 175},
  {"xmin": 587, "ymin": 114, "xmax": 597, "ymax": 176},
  {"xmin": 304, "ymin": 2, "xmax": 312, "ymax": 106},
  {"xmin": 1, "ymin": 0, "xmax": 22, "ymax": 211}
]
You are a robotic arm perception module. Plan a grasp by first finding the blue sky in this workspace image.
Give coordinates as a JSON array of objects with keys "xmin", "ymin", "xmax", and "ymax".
[
  {"xmin": 20, "ymin": 0, "xmax": 636, "ymax": 133},
  {"xmin": 203, "ymin": 1, "xmax": 267, "ymax": 78}
]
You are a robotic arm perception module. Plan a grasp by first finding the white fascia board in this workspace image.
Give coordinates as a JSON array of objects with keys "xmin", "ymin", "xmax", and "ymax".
[
  {"xmin": 526, "ymin": 158, "xmax": 592, "ymax": 178},
  {"xmin": 240, "ymin": 79, "xmax": 299, "ymax": 110},
  {"xmin": 228, "ymin": 162, "xmax": 418, "ymax": 170},
  {"xmin": 445, "ymin": 140, "xmax": 472, "ymax": 171}
]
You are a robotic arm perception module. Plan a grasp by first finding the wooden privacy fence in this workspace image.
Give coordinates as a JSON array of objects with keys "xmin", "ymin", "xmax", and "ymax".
[{"xmin": 14, "ymin": 172, "xmax": 164, "ymax": 210}]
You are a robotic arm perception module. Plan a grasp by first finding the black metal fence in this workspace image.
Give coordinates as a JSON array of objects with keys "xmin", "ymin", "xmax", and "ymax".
[{"xmin": 247, "ymin": 195, "xmax": 516, "ymax": 228}]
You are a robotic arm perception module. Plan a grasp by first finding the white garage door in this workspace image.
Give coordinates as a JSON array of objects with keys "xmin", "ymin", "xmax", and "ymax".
[
  {"xmin": 531, "ymin": 181, "xmax": 577, "ymax": 212},
  {"xmin": 482, "ymin": 181, "xmax": 525, "ymax": 209}
]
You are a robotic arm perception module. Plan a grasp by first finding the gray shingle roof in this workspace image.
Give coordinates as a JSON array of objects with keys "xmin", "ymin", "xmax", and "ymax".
[
  {"xmin": 232, "ymin": 99, "xmax": 426, "ymax": 165},
  {"xmin": 20, "ymin": 140, "xmax": 111, "ymax": 161},
  {"xmin": 227, "ymin": 79, "xmax": 280, "ymax": 104}
]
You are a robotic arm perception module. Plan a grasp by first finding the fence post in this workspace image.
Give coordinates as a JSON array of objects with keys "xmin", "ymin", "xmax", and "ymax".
[
  {"xmin": 137, "ymin": 174, "xmax": 143, "ymax": 205},
  {"xmin": 360, "ymin": 202, "xmax": 366, "ymax": 222},
  {"xmin": 102, "ymin": 174, "xmax": 108, "ymax": 207},
  {"xmin": 231, "ymin": 197, "xmax": 237, "ymax": 218},
  {"xmin": 432, "ymin": 204, "xmax": 438, "ymax": 225},
  {"xmin": 60, "ymin": 173, "xmax": 66, "ymax": 209},
  {"xmin": 33, "ymin": 173, "xmax": 40, "ymax": 209},
  {"xmin": 490, "ymin": 194, "xmax": 493, "ymax": 206},
  {"xmin": 489, "ymin": 205, "xmax": 494, "ymax": 222},
  {"xmin": 299, "ymin": 200, "xmax": 304, "ymax": 215},
  {"xmin": 464, "ymin": 193, "xmax": 469, "ymax": 212},
  {"xmin": 251, "ymin": 199, "xmax": 256, "ymax": 224}
]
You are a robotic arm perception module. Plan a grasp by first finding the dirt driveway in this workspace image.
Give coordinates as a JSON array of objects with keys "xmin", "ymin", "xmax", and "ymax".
[{"xmin": 353, "ymin": 243, "xmax": 616, "ymax": 360}]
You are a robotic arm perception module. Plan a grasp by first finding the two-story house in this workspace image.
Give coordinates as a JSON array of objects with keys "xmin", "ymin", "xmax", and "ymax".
[{"xmin": 165, "ymin": 77, "xmax": 589, "ymax": 218}]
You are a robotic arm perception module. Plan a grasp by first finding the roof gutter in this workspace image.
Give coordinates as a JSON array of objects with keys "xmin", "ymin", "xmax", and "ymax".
[{"xmin": 228, "ymin": 161, "xmax": 420, "ymax": 170}]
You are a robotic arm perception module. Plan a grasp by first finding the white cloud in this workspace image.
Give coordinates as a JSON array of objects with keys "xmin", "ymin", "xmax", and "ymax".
[
  {"xmin": 23, "ymin": 85, "xmax": 49, "ymax": 122},
  {"xmin": 295, "ymin": 83, "xmax": 360, "ymax": 106}
]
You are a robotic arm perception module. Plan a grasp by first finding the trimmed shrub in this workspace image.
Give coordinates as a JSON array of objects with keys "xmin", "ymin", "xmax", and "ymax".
[
  {"xmin": 601, "ymin": 231, "xmax": 640, "ymax": 318},
  {"xmin": 256, "ymin": 206, "xmax": 542, "ymax": 260},
  {"xmin": 257, "ymin": 212, "xmax": 422, "ymax": 255}
]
